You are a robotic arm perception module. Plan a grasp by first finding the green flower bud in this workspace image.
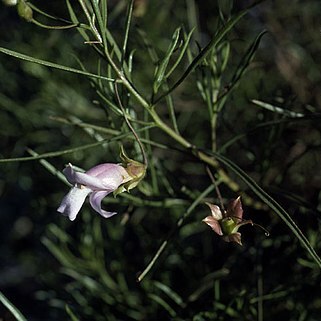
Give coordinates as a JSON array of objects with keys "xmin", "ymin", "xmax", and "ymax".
[{"xmin": 17, "ymin": 0, "xmax": 33, "ymax": 22}]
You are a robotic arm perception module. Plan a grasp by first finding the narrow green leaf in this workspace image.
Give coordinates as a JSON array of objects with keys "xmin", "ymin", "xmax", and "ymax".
[
  {"xmin": 50, "ymin": 116, "xmax": 120, "ymax": 136},
  {"xmin": 100, "ymin": 0, "xmax": 108, "ymax": 34},
  {"xmin": 153, "ymin": 27, "xmax": 181, "ymax": 94},
  {"xmin": 230, "ymin": 30, "xmax": 267, "ymax": 84},
  {"xmin": 165, "ymin": 85, "xmax": 179, "ymax": 133},
  {"xmin": 0, "ymin": 291, "xmax": 27, "ymax": 321},
  {"xmin": 106, "ymin": 29, "xmax": 122, "ymax": 62},
  {"xmin": 148, "ymin": 294, "xmax": 177, "ymax": 317},
  {"xmin": 0, "ymin": 139, "xmax": 110, "ymax": 163},
  {"xmin": 220, "ymin": 41, "xmax": 230, "ymax": 73},
  {"xmin": 0, "ymin": 47, "xmax": 115, "ymax": 82},
  {"xmin": 121, "ymin": 0, "xmax": 134, "ymax": 68},
  {"xmin": 154, "ymin": 281, "xmax": 184, "ymax": 306},
  {"xmin": 165, "ymin": 28, "xmax": 195, "ymax": 79},
  {"xmin": 42, "ymin": 237, "xmax": 74, "ymax": 268},
  {"xmin": 251, "ymin": 99, "xmax": 305, "ymax": 118},
  {"xmin": 65, "ymin": 304, "xmax": 80, "ymax": 321},
  {"xmin": 213, "ymin": 30, "xmax": 266, "ymax": 106}
]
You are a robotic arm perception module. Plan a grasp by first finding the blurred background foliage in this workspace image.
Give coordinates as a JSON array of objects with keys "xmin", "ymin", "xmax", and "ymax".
[{"xmin": 1, "ymin": 0, "xmax": 321, "ymax": 320}]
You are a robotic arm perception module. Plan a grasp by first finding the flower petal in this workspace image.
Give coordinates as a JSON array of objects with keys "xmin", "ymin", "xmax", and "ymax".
[
  {"xmin": 226, "ymin": 196, "xmax": 243, "ymax": 220},
  {"xmin": 222, "ymin": 233, "xmax": 242, "ymax": 245},
  {"xmin": 91, "ymin": 164, "xmax": 131, "ymax": 189},
  {"xmin": 203, "ymin": 216, "xmax": 223, "ymax": 235},
  {"xmin": 57, "ymin": 185, "xmax": 91, "ymax": 221},
  {"xmin": 89, "ymin": 190, "xmax": 117, "ymax": 218},
  {"xmin": 63, "ymin": 163, "xmax": 127, "ymax": 191},
  {"xmin": 205, "ymin": 202, "xmax": 223, "ymax": 220}
]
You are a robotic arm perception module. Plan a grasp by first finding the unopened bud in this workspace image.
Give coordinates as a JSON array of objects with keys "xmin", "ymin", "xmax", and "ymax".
[{"xmin": 17, "ymin": 0, "xmax": 33, "ymax": 22}]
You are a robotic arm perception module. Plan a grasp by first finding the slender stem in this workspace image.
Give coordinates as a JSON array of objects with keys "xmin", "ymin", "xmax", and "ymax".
[
  {"xmin": 32, "ymin": 19, "xmax": 79, "ymax": 29},
  {"xmin": 114, "ymin": 82, "xmax": 148, "ymax": 166},
  {"xmin": 206, "ymin": 166, "xmax": 225, "ymax": 211},
  {"xmin": 211, "ymin": 112, "xmax": 218, "ymax": 151}
]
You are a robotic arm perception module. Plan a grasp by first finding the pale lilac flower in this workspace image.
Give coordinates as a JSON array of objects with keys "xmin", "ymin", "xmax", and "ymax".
[{"xmin": 57, "ymin": 163, "xmax": 134, "ymax": 221}]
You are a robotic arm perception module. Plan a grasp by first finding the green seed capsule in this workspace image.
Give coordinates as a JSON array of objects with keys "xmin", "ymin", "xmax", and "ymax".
[{"xmin": 221, "ymin": 217, "xmax": 237, "ymax": 235}]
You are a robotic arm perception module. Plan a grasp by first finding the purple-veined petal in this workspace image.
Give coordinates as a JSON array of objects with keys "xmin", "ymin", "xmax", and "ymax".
[
  {"xmin": 89, "ymin": 190, "xmax": 117, "ymax": 218},
  {"xmin": 203, "ymin": 216, "xmax": 223, "ymax": 235},
  {"xmin": 57, "ymin": 185, "xmax": 91, "ymax": 221},
  {"xmin": 205, "ymin": 202, "xmax": 223, "ymax": 220},
  {"xmin": 63, "ymin": 163, "xmax": 128, "ymax": 191}
]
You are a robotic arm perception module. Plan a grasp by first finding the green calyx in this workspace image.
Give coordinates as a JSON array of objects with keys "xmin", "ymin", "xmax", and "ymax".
[{"xmin": 113, "ymin": 146, "xmax": 147, "ymax": 196}]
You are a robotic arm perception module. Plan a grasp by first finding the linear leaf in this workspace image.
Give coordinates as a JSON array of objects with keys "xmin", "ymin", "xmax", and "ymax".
[
  {"xmin": 154, "ymin": 281, "xmax": 184, "ymax": 306},
  {"xmin": 0, "ymin": 139, "xmax": 110, "ymax": 163},
  {"xmin": 0, "ymin": 47, "xmax": 115, "ymax": 82},
  {"xmin": 153, "ymin": 27, "xmax": 181, "ymax": 94},
  {"xmin": 0, "ymin": 291, "xmax": 27, "ymax": 321},
  {"xmin": 165, "ymin": 28, "xmax": 195, "ymax": 78},
  {"xmin": 251, "ymin": 99, "xmax": 305, "ymax": 118},
  {"xmin": 148, "ymin": 294, "xmax": 177, "ymax": 317},
  {"xmin": 121, "ymin": 0, "xmax": 134, "ymax": 68},
  {"xmin": 231, "ymin": 30, "xmax": 267, "ymax": 84}
]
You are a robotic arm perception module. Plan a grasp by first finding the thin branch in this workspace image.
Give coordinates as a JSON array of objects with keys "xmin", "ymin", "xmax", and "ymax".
[{"xmin": 114, "ymin": 82, "xmax": 148, "ymax": 167}]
